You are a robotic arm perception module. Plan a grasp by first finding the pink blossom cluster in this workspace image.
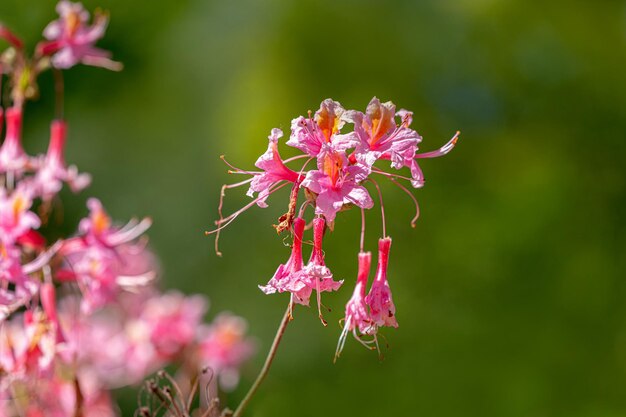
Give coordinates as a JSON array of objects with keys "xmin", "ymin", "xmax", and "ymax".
[
  {"xmin": 212, "ymin": 98, "xmax": 459, "ymax": 358},
  {"xmin": 1, "ymin": 3, "xmax": 254, "ymax": 416}
]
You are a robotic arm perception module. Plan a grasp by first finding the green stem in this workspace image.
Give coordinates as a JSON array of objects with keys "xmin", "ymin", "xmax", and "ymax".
[{"xmin": 231, "ymin": 304, "xmax": 291, "ymax": 417}]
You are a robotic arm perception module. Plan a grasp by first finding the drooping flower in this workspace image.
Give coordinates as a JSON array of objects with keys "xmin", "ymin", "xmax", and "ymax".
[
  {"xmin": 292, "ymin": 217, "xmax": 343, "ymax": 324},
  {"xmin": 301, "ymin": 144, "xmax": 373, "ymax": 222},
  {"xmin": 287, "ymin": 99, "xmax": 359, "ymax": 156},
  {"xmin": 336, "ymin": 251, "xmax": 376, "ymax": 359},
  {"xmin": 247, "ymin": 128, "xmax": 300, "ymax": 208},
  {"xmin": 40, "ymin": 0, "xmax": 122, "ymax": 71},
  {"xmin": 197, "ymin": 313, "xmax": 255, "ymax": 391},
  {"xmin": 34, "ymin": 119, "xmax": 91, "ymax": 201},
  {"xmin": 258, "ymin": 217, "xmax": 308, "ymax": 303},
  {"xmin": 0, "ymin": 106, "xmax": 28, "ymax": 174},
  {"xmin": 365, "ymin": 237, "xmax": 398, "ymax": 328}
]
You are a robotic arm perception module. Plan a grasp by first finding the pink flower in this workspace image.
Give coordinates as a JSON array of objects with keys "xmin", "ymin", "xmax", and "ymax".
[
  {"xmin": 365, "ymin": 237, "xmax": 398, "ymax": 328},
  {"xmin": 198, "ymin": 313, "xmax": 255, "ymax": 390},
  {"xmin": 40, "ymin": 1, "xmax": 122, "ymax": 71},
  {"xmin": 259, "ymin": 217, "xmax": 308, "ymax": 302},
  {"xmin": 247, "ymin": 128, "xmax": 300, "ymax": 208},
  {"xmin": 349, "ymin": 97, "xmax": 460, "ymax": 188},
  {"xmin": 77, "ymin": 198, "xmax": 152, "ymax": 247},
  {"xmin": 348, "ymin": 97, "xmax": 422, "ymax": 186},
  {"xmin": 287, "ymin": 99, "xmax": 359, "ymax": 156},
  {"xmin": 1, "ymin": 243, "xmax": 60, "ymax": 322},
  {"xmin": 336, "ymin": 251, "xmax": 377, "ymax": 359},
  {"xmin": 293, "ymin": 217, "xmax": 342, "ymax": 323},
  {"xmin": 34, "ymin": 119, "xmax": 91, "ymax": 201},
  {"xmin": 301, "ymin": 145, "xmax": 373, "ymax": 222},
  {"xmin": 141, "ymin": 291, "xmax": 207, "ymax": 360},
  {"xmin": 59, "ymin": 199, "xmax": 155, "ymax": 312},
  {"xmin": 0, "ymin": 106, "xmax": 28, "ymax": 174},
  {"xmin": 0, "ymin": 184, "xmax": 40, "ymax": 245}
]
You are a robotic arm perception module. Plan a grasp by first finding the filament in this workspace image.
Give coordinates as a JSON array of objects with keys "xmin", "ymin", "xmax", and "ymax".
[
  {"xmin": 389, "ymin": 178, "xmax": 420, "ymax": 228},
  {"xmin": 368, "ymin": 178, "xmax": 386, "ymax": 238}
]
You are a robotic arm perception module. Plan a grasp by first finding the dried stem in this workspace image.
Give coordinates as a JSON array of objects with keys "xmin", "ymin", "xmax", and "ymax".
[{"xmin": 231, "ymin": 303, "xmax": 292, "ymax": 417}]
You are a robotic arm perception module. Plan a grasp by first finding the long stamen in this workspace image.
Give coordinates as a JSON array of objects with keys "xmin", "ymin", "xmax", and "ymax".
[
  {"xmin": 360, "ymin": 208, "xmax": 366, "ymax": 252},
  {"xmin": 53, "ymin": 68, "xmax": 64, "ymax": 119},
  {"xmin": 334, "ymin": 317, "xmax": 352, "ymax": 362},
  {"xmin": 205, "ymin": 181, "xmax": 289, "ymax": 237},
  {"xmin": 282, "ymin": 154, "xmax": 310, "ymax": 164},
  {"xmin": 415, "ymin": 131, "xmax": 460, "ymax": 159},
  {"xmin": 389, "ymin": 178, "xmax": 420, "ymax": 228},
  {"xmin": 220, "ymin": 155, "xmax": 257, "ymax": 175},
  {"xmin": 214, "ymin": 181, "xmax": 288, "ymax": 226},
  {"xmin": 368, "ymin": 179, "xmax": 386, "ymax": 238},
  {"xmin": 371, "ymin": 168, "xmax": 414, "ymax": 182},
  {"xmin": 315, "ymin": 277, "xmax": 328, "ymax": 327},
  {"xmin": 214, "ymin": 178, "xmax": 255, "ymax": 256}
]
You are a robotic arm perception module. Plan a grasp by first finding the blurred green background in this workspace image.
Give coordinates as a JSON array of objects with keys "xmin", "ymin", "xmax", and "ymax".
[{"xmin": 2, "ymin": 0, "xmax": 626, "ymax": 416}]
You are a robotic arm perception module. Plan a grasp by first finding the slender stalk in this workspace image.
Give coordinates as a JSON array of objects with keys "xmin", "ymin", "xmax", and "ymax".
[{"xmin": 231, "ymin": 303, "xmax": 292, "ymax": 417}]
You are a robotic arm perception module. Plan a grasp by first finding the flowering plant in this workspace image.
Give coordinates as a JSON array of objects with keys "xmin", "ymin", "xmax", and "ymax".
[
  {"xmin": 207, "ymin": 98, "xmax": 459, "ymax": 414},
  {"xmin": 0, "ymin": 3, "xmax": 253, "ymax": 416}
]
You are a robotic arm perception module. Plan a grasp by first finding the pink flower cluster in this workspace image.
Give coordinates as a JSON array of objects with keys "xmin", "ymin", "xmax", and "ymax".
[
  {"xmin": 212, "ymin": 98, "xmax": 459, "ymax": 358},
  {"xmin": 1, "ymin": 4, "xmax": 255, "ymax": 416}
]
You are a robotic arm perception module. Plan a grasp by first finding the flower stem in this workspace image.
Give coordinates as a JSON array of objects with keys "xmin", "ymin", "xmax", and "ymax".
[{"xmin": 231, "ymin": 303, "xmax": 291, "ymax": 417}]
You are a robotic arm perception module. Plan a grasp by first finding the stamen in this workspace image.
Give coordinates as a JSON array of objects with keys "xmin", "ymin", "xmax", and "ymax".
[
  {"xmin": 214, "ymin": 178, "xmax": 254, "ymax": 256},
  {"xmin": 368, "ymin": 179, "xmax": 387, "ymax": 238},
  {"xmin": 206, "ymin": 181, "xmax": 289, "ymax": 256},
  {"xmin": 389, "ymin": 178, "xmax": 420, "ymax": 228},
  {"xmin": 370, "ymin": 168, "xmax": 414, "ymax": 182},
  {"xmin": 415, "ymin": 131, "xmax": 460, "ymax": 159},
  {"xmin": 334, "ymin": 317, "xmax": 352, "ymax": 362},
  {"xmin": 220, "ymin": 155, "xmax": 257, "ymax": 175},
  {"xmin": 283, "ymin": 154, "xmax": 310, "ymax": 164},
  {"xmin": 360, "ymin": 208, "xmax": 366, "ymax": 252},
  {"xmin": 316, "ymin": 277, "xmax": 327, "ymax": 326}
]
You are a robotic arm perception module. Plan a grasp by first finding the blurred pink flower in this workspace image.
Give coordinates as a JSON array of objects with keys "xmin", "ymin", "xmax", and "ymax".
[
  {"xmin": 0, "ymin": 184, "xmax": 40, "ymax": 245},
  {"xmin": 141, "ymin": 291, "xmax": 208, "ymax": 360},
  {"xmin": 365, "ymin": 237, "xmax": 398, "ymax": 328},
  {"xmin": 0, "ymin": 107, "xmax": 28, "ymax": 174},
  {"xmin": 41, "ymin": 0, "xmax": 122, "ymax": 71},
  {"xmin": 198, "ymin": 313, "xmax": 255, "ymax": 391},
  {"xmin": 34, "ymin": 120, "xmax": 91, "ymax": 201},
  {"xmin": 59, "ymin": 199, "xmax": 155, "ymax": 312}
]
